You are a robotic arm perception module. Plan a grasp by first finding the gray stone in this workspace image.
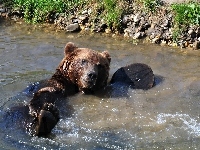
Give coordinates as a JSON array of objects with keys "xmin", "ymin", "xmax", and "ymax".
[
  {"xmin": 133, "ymin": 32, "xmax": 141, "ymax": 39},
  {"xmin": 188, "ymin": 29, "xmax": 194, "ymax": 35},
  {"xmin": 122, "ymin": 15, "xmax": 129, "ymax": 24},
  {"xmin": 66, "ymin": 23, "xmax": 80, "ymax": 32},
  {"xmin": 193, "ymin": 41, "xmax": 200, "ymax": 50},
  {"xmin": 72, "ymin": 18, "xmax": 80, "ymax": 24},
  {"xmin": 82, "ymin": 10, "xmax": 88, "ymax": 15},
  {"xmin": 134, "ymin": 13, "xmax": 140, "ymax": 23},
  {"xmin": 0, "ymin": 8, "xmax": 6, "ymax": 13}
]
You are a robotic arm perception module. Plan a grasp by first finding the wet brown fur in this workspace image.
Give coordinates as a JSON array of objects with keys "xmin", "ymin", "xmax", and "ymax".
[{"xmin": 28, "ymin": 42, "xmax": 111, "ymax": 136}]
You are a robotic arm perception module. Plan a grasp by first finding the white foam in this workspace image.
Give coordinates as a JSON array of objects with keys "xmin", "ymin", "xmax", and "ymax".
[{"xmin": 156, "ymin": 113, "xmax": 200, "ymax": 137}]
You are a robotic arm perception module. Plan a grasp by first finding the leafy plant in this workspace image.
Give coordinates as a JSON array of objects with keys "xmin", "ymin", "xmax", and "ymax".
[
  {"xmin": 171, "ymin": 1, "xmax": 200, "ymax": 41},
  {"xmin": 171, "ymin": 1, "xmax": 200, "ymax": 26},
  {"xmin": 103, "ymin": 0, "xmax": 122, "ymax": 28},
  {"xmin": 172, "ymin": 27, "xmax": 182, "ymax": 42}
]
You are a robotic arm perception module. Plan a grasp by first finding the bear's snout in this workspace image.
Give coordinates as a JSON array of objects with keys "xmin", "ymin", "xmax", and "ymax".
[
  {"xmin": 88, "ymin": 71, "xmax": 97, "ymax": 81},
  {"xmin": 80, "ymin": 69, "xmax": 98, "ymax": 89}
]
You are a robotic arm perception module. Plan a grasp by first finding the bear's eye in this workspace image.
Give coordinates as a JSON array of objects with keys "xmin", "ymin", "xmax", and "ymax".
[{"xmin": 81, "ymin": 59, "xmax": 87, "ymax": 65}]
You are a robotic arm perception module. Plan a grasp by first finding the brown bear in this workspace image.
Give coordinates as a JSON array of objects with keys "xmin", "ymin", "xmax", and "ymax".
[{"xmin": 28, "ymin": 42, "xmax": 111, "ymax": 136}]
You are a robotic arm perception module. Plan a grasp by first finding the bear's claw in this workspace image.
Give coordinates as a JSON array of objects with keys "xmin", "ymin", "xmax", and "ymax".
[{"xmin": 29, "ymin": 103, "xmax": 59, "ymax": 136}]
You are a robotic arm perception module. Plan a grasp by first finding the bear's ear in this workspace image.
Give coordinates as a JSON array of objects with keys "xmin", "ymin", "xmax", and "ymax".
[
  {"xmin": 101, "ymin": 51, "xmax": 111, "ymax": 63},
  {"xmin": 64, "ymin": 42, "xmax": 77, "ymax": 55}
]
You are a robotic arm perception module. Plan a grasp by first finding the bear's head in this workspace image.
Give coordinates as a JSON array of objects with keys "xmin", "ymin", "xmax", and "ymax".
[{"xmin": 58, "ymin": 42, "xmax": 111, "ymax": 93}]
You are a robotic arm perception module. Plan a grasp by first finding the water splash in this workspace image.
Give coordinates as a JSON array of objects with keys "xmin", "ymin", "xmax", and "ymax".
[{"xmin": 156, "ymin": 113, "xmax": 200, "ymax": 137}]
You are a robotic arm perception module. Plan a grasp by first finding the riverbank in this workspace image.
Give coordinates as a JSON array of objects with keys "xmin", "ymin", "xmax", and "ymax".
[{"xmin": 0, "ymin": 0, "xmax": 199, "ymax": 50}]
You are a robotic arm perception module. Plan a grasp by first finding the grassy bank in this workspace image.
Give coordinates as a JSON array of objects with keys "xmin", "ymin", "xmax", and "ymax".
[
  {"xmin": 1, "ymin": 0, "xmax": 84, "ymax": 23},
  {"xmin": 2, "ymin": 0, "xmax": 199, "ymax": 27},
  {"xmin": 1, "ymin": 0, "xmax": 200, "ymax": 46},
  {"xmin": 1, "ymin": 0, "xmax": 122, "ymax": 25}
]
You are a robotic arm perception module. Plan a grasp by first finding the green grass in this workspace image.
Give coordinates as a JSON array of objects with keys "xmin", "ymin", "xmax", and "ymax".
[
  {"xmin": 6, "ymin": 0, "xmax": 86, "ymax": 23},
  {"xmin": 171, "ymin": 1, "xmax": 200, "ymax": 26},
  {"xmin": 97, "ymin": 0, "xmax": 123, "ymax": 29},
  {"xmin": 171, "ymin": 1, "xmax": 200, "ymax": 41},
  {"xmin": 134, "ymin": 0, "xmax": 162, "ymax": 13},
  {"xmin": 2, "ymin": 0, "xmax": 123, "ymax": 29},
  {"xmin": 12, "ymin": 0, "xmax": 66, "ymax": 23},
  {"xmin": 1, "ymin": 0, "xmax": 161, "ymax": 29},
  {"xmin": 142, "ymin": 0, "xmax": 161, "ymax": 12}
]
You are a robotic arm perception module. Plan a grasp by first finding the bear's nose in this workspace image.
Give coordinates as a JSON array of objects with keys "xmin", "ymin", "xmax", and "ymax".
[{"xmin": 88, "ymin": 72, "xmax": 97, "ymax": 80}]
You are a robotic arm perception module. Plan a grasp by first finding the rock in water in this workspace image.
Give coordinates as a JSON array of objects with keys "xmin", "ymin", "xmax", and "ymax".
[{"xmin": 110, "ymin": 63, "xmax": 154, "ymax": 90}]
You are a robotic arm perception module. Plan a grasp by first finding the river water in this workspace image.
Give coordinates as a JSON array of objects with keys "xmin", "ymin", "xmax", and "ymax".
[{"xmin": 0, "ymin": 19, "xmax": 200, "ymax": 149}]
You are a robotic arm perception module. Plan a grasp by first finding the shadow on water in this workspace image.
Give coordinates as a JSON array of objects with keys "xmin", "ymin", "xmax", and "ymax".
[
  {"xmin": 0, "ymin": 15, "xmax": 4, "ymax": 22},
  {"xmin": 153, "ymin": 74, "xmax": 165, "ymax": 87},
  {"xmin": 95, "ymin": 74, "xmax": 164, "ymax": 98},
  {"xmin": 0, "ymin": 17, "xmax": 12, "ymax": 28}
]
